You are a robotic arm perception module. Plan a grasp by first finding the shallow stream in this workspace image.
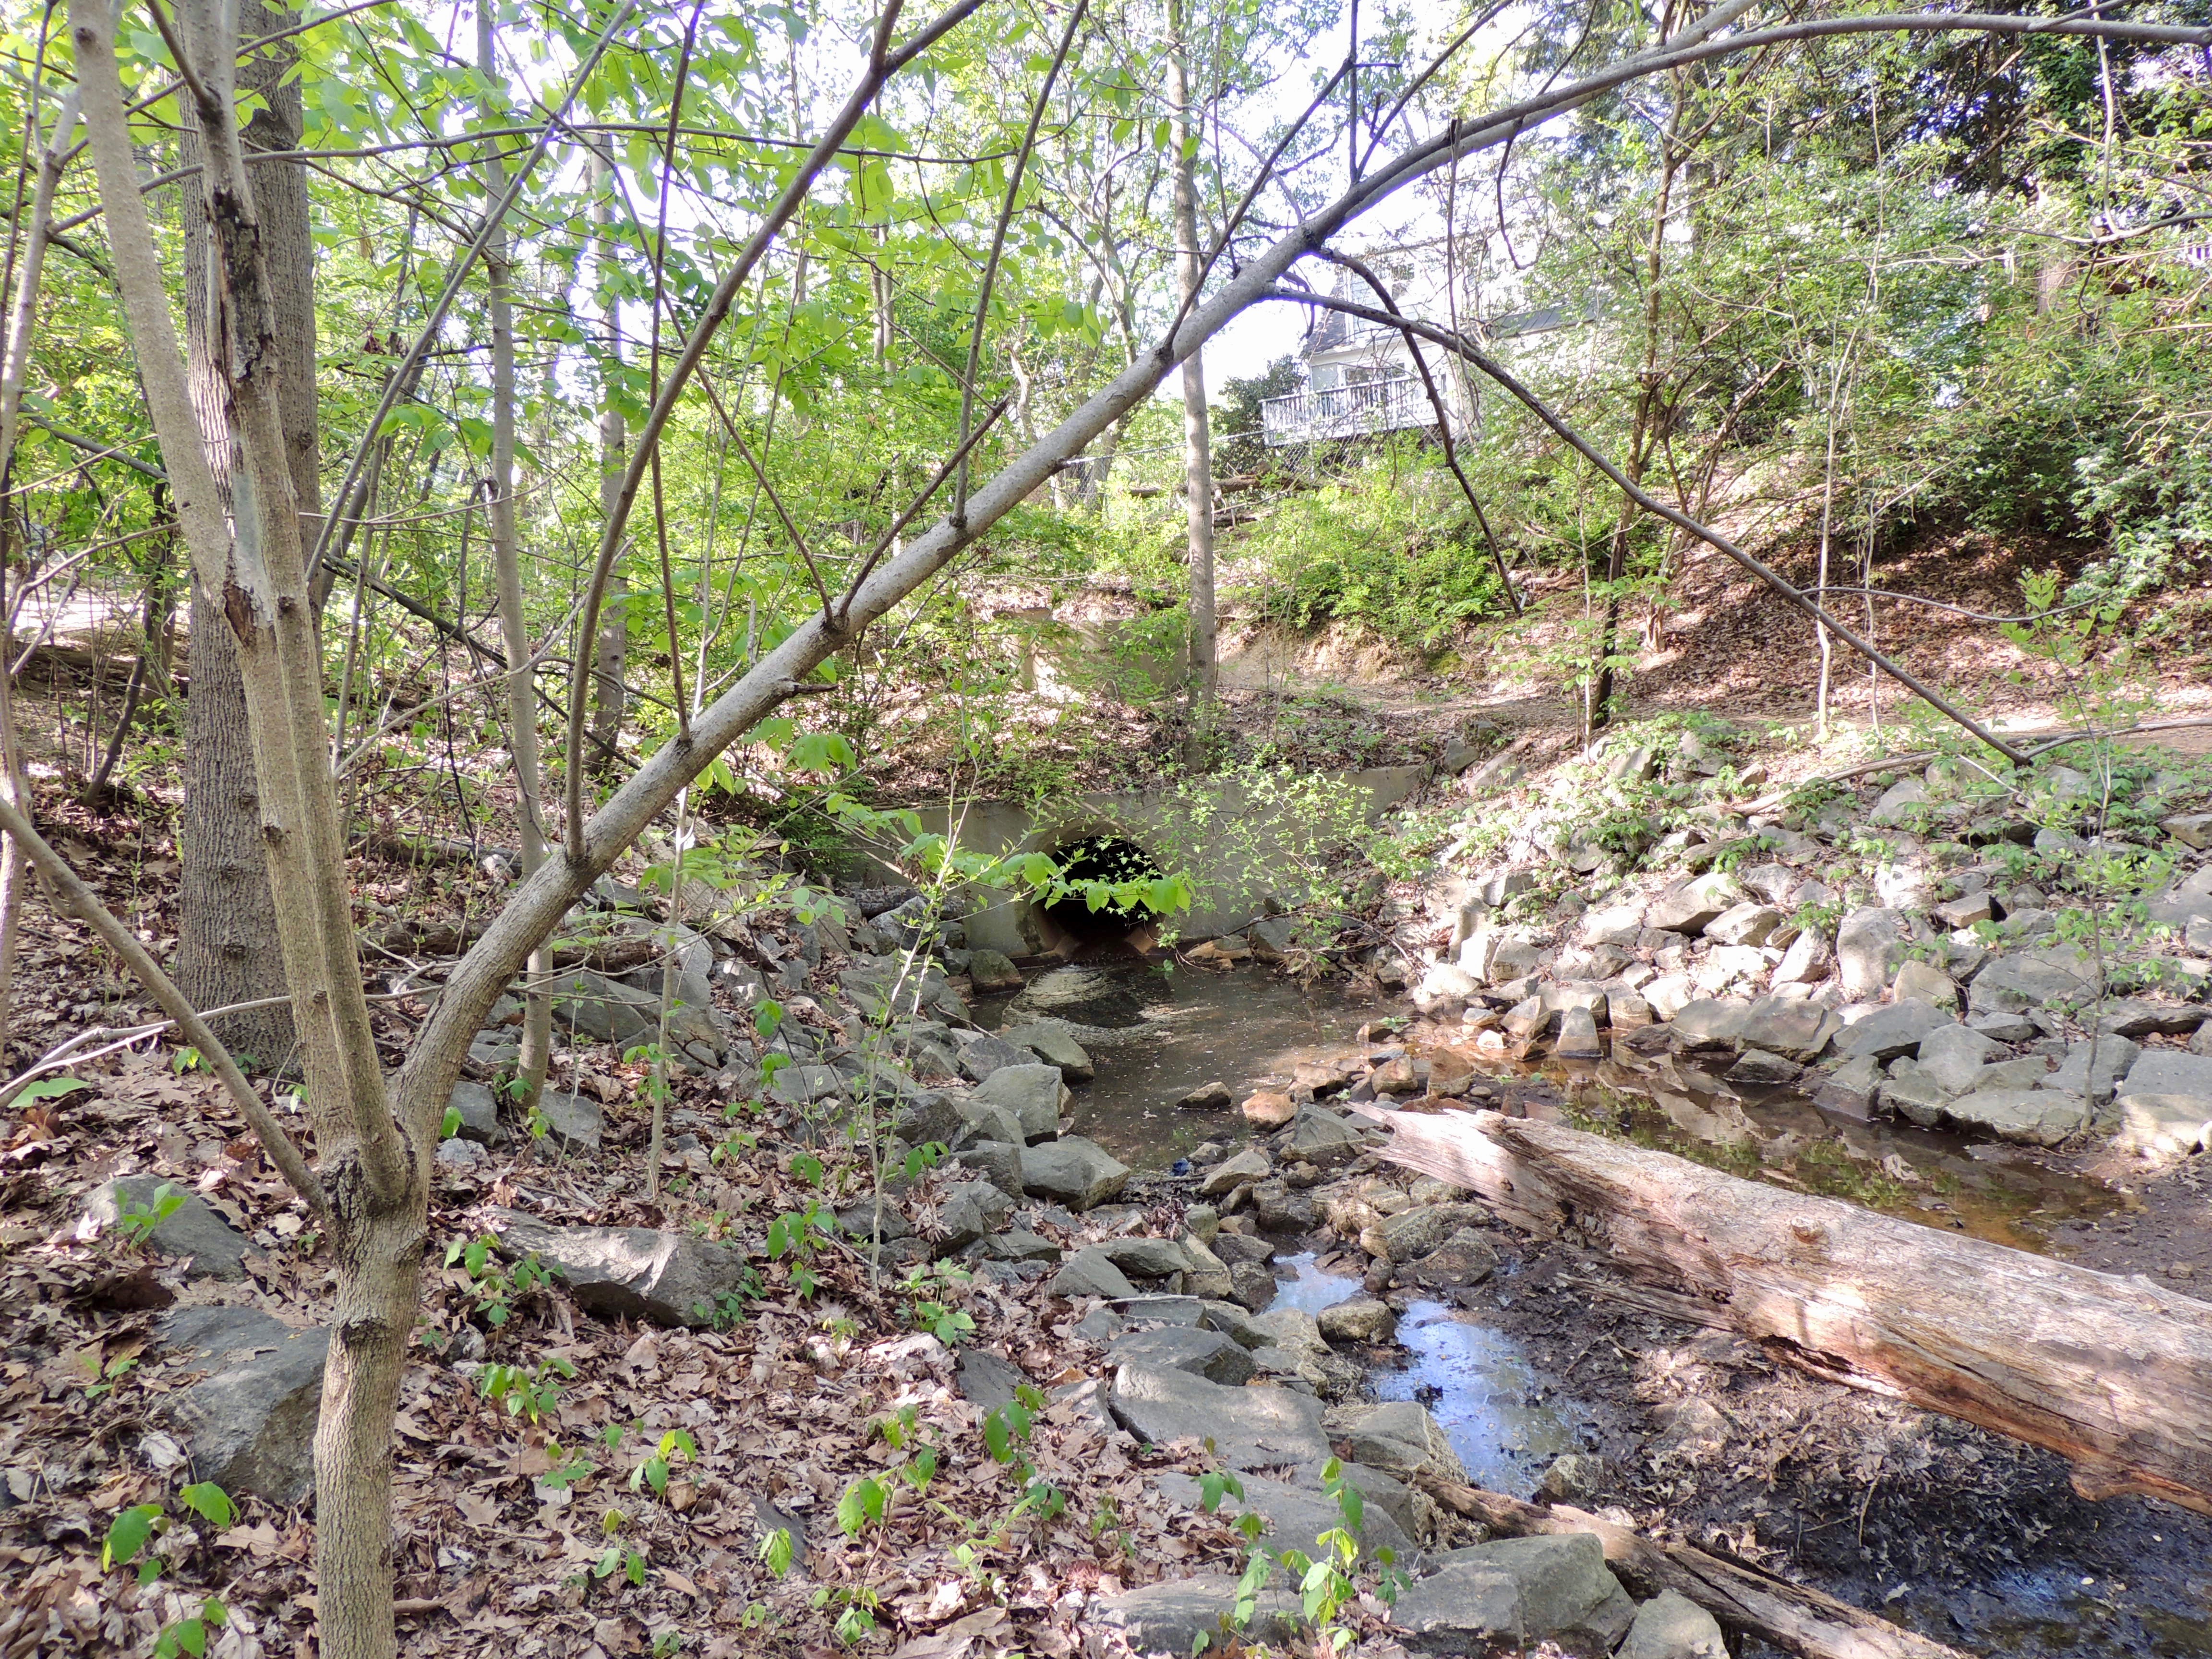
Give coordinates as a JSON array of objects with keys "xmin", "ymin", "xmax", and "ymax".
[{"xmin": 982, "ymin": 960, "xmax": 2212, "ymax": 1659}]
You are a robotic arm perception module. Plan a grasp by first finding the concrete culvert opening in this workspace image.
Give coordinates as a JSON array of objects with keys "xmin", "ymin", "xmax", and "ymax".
[{"xmin": 1037, "ymin": 833, "xmax": 1163, "ymax": 951}]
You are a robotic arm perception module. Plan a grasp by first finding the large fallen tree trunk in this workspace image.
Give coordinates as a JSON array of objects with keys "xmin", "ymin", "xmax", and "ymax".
[
  {"xmin": 1354, "ymin": 1105, "xmax": 2212, "ymax": 1515},
  {"xmin": 1418, "ymin": 1475, "xmax": 1970, "ymax": 1659}
]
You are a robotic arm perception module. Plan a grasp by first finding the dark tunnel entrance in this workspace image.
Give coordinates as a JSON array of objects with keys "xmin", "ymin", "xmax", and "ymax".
[{"xmin": 1040, "ymin": 834, "xmax": 1164, "ymax": 949}]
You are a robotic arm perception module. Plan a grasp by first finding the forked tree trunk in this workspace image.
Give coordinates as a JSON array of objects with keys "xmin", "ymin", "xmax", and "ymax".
[
  {"xmin": 174, "ymin": 0, "xmax": 319, "ymax": 1069},
  {"xmin": 1355, "ymin": 1105, "xmax": 2212, "ymax": 1515}
]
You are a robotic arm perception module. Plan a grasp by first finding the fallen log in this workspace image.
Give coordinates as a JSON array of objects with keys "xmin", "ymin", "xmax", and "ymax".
[
  {"xmin": 1417, "ymin": 1475, "xmax": 1970, "ymax": 1659},
  {"xmin": 1354, "ymin": 1105, "xmax": 2212, "ymax": 1515}
]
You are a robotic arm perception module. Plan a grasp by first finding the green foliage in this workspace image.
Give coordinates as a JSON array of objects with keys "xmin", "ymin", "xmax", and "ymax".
[
  {"xmin": 630, "ymin": 1429, "xmax": 696, "ymax": 1500},
  {"xmin": 478, "ymin": 1356, "xmax": 576, "ymax": 1426},
  {"xmin": 114, "ymin": 1184, "xmax": 185, "ymax": 1249},
  {"xmin": 444, "ymin": 1235, "xmax": 556, "ymax": 1328}
]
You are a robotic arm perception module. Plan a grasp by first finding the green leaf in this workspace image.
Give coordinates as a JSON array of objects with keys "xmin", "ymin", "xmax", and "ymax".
[
  {"xmin": 103, "ymin": 1504, "xmax": 163, "ymax": 1571},
  {"xmin": 179, "ymin": 1483, "xmax": 234, "ymax": 1529},
  {"xmin": 16, "ymin": 1076, "xmax": 88, "ymax": 1102}
]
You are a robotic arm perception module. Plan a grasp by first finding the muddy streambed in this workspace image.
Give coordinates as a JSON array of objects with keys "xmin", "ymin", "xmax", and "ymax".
[{"xmin": 983, "ymin": 962, "xmax": 2212, "ymax": 1659}]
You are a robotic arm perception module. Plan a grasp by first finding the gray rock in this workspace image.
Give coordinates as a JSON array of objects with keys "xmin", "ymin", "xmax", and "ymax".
[
  {"xmin": 1537, "ymin": 1453, "xmax": 1604, "ymax": 1504},
  {"xmin": 1832, "ymin": 1000, "xmax": 1957, "ymax": 1063},
  {"xmin": 769, "ymin": 1064, "xmax": 847, "ymax": 1109},
  {"xmin": 1968, "ymin": 945, "xmax": 2099, "ymax": 1014},
  {"xmin": 974, "ymin": 1063, "xmax": 1070, "ymax": 1143},
  {"xmin": 1620, "ymin": 1588, "xmax": 1729, "ymax": 1659},
  {"xmin": 2114, "ymin": 1094, "xmax": 2212, "ymax": 1160},
  {"xmin": 1227, "ymin": 1260, "xmax": 1278, "ymax": 1312},
  {"xmin": 1647, "ymin": 874, "xmax": 1742, "ymax": 936},
  {"xmin": 1243, "ymin": 1306, "xmax": 1328, "ymax": 1362},
  {"xmin": 1108, "ymin": 1363, "xmax": 1329, "ymax": 1468},
  {"xmin": 1100, "ymin": 1236, "xmax": 1191, "ymax": 1279},
  {"xmin": 1774, "ymin": 926, "xmax": 1833, "ymax": 986},
  {"xmin": 1199, "ymin": 1146, "xmax": 1271, "ymax": 1198},
  {"xmin": 1316, "ymin": 1297, "xmax": 1397, "ymax": 1344},
  {"xmin": 1109, "ymin": 1325, "xmax": 1256, "ymax": 1385},
  {"xmin": 2119, "ymin": 1049, "xmax": 2212, "ymax": 1099},
  {"xmin": 548, "ymin": 968, "xmax": 661, "ymax": 1049},
  {"xmin": 933, "ymin": 1182, "xmax": 1015, "ymax": 1252},
  {"xmin": 1916, "ymin": 1022, "xmax": 2006, "ymax": 1094},
  {"xmin": 2148, "ymin": 866, "xmax": 2212, "ymax": 927},
  {"xmin": 1813, "ymin": 1052, "xmax": 1882, "ymax": 1118},
  {"xmin": 84, "ymin": 1178, "xmax": 250, "ymax": 1280},
  {"xmin": 2098, "ymin": 1000, "xmax": 2208, "ymax": 1038},
  {"xmin": 966, "ymin": 949, "xmax": 1024, "ymax": 992},
  {"xmin": 1089, "ymin": 1574, "xmax": 1303, "ymax": 1654},
  {"xmin": 1050, "ymin": 1245, "xmax": 1138, "ymax": 1300},
  {"xmin": 1739, "ymin": 998, "xmax": 1842, "ymax": 1062},
  {"xmin": 1392, "ymin": 1534, "xmax": 1635, "ymax": 1654},
  {"xmin": 1892, "ymin": 958, "xmax": 1959, "ymax": 1009},
  {"xmin": 947, "ymin": 1139, "xmax": 1025, "ymax": 1200},
  {"xmin": 1837, "ymin": 908, "xmax": 1912, "ymax": 1000},
  {"xmin": 1285, "ymin": 1107, "xmax": 1366, "ymax": 1167},
  {"xmin": 1725, "ymin": 1048, "xmax": 1801, "ymax": 1085},
  {"xmin": 1707, "ymin": 903, "xmax": 1783, "ymax": 947},
  {"xmin": 1944, "ymin": 1088, "xmax": 2092, "ymax": 1146},
  {"xmin": 2039, "ymin": 1035, "xmax": 2140, "ymax": 1104},
  {"xmin": 1870, "ymin": 778, "xmax": 1931, "ymax": 825},
  {"xmin": 2163, "ymin": 813, "xmax": 2212, "ymax": 850},
  {"xmin": 952, "ymin": 1097, "xmax": 1028, "ymax": 1151},
  {"xmin": 950, "ymin": 1029, "xmax": 1029, "ymax": 1083},
  {"xmin": 999, "ymin": 1021, "xmax": 1094, "ymax": 1082},
  {"xmin": 1972, "ymin": 1055, "xmax": 2052, "ymax": 1092},
  {"xmin": 156, "ymin": 1307, "xmax": 330, "ymax": 1504},
  {"xmin": 968, "ymin": 1227, "xmax": 1063, "ymax": 1264},
  {"xmin": 1555, "ymin": 1005, "xmax": 1603, "ymax": 1059},
  {"xmin": 1968, "ymin": 1010, "xmax": 2042, "ymax": 1042},
  {"xmin": 1338, "ymin": 1401, "xmax": 1467, "ymax": 1482},
  {"xmin": 1153, "ymin": 1466, "xmax": 1413, "ymax": 1557},
  {"xmin": 1363, "ymin": 1204, "xmax": 1451, "ymax": 1263},
  {"xmin": 1021, "ymin": 1136, "xmax": 1130, "ymax": 1210},
  {"xmin": 1407, "ymin": 1228, "xmax": 1500, "ymax": 1288},
  {"xmin": 485, "ymin": 1208, "xmax": 757, "ymax": 1327},
  {"xmin": 436, "ymin": 1136, "xmax": 487, "ymax": 1172},
  {"xmin": 445, "ymin": 1080, "xmax": 503, "ymax": 1144},
  {"xmin": 1936, "ymin": 891, "xmax": 1998, "ymax": 929},
  {"xmin": 1178, "ymin": 1234, "xmax": 1236, "ymax": 1300},
  {"xmin": 1876, "ymin": 1060, "xmax": 1953, "ymax": 1126},
  {"xmin": 1176, "ymin": 1080, "xmax": 1234, "ymax": 1110},
  {"xmin": 954, "ymin": 1348, "xmax": 1028, "ymax": 1411}
]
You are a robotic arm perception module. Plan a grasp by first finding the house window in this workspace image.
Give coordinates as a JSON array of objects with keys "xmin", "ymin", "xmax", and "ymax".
[{"xmin": 1311, "ymin": 363, "xmax": 1343, "ymax": 391}]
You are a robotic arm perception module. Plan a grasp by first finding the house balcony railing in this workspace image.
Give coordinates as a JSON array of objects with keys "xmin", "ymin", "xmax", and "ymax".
[{"xmin": 1259, "ymin": 375, "xmax": 1431, "ymax": 446}]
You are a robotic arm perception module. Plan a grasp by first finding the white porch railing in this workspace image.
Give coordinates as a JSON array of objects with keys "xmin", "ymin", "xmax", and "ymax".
[{"xmin": 1259, "ymin": 375, "xmax": 1431, "ymax": 446}]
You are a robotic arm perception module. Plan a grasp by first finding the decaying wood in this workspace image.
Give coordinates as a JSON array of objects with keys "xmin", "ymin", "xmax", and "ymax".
[
  {"xmin": 1418, "ymin": 1475, "xmax": 1971, "ymax": 1659},
  {"xmin": 1355, "ymin": 1105, "xmax": 2212, "ymax": 1515}
]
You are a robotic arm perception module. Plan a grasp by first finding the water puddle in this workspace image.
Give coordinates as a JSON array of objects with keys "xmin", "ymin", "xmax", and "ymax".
[
  {"xmin": 980, "ymin": 962, "xmax": 1393, "ymax": 1170},
  {"xmin": 1276, "ymin": 1252, "xmax": 1588, "ymax": 1499},
  {"xmin": 1917, "ymin": 1565, "xmax": 2212, "ymax": 1659}
]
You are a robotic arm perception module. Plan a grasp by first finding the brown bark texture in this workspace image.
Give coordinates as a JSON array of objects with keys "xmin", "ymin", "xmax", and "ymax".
[
  {"xmin": 173, "ymin": 0, "xmax": 319, "ymax": 1069},
  {"xmin": 1355, "ymin": 1105, "xmax": 2212, "ymax": 1515}
]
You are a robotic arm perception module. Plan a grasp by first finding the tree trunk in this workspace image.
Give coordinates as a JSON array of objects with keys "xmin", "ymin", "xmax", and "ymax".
[
  {"xmin": 175, "ymin": 0, "xmax": 318, "ymax": 1068},
  {"xmin": 1355, "ymin": 1105, "xmax": 2212, "ymax": 1515},
  {"xmin": 1167, "ymin": 0, "xmax": 1216, "ymax": 763},
  {"xmin": 589, "ymin": 147, "xmax": 629, "ymax": 765},
  {"xmin": 480, "ymin": 7, "xmax": 551, "ymax": 1114}
]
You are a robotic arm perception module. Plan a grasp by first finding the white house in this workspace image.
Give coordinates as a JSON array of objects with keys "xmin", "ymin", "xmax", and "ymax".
[{"xmin": 1260, "ymin": 241, "xmax": 1594, "ymax": 447}]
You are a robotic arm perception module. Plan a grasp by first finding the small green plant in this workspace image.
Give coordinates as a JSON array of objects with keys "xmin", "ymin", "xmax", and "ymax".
[
  {"xmin": 85, "ymin": 1351, "xmax": 139, "ymax": 1401},
  {"xmin": 982, "ymin": 1385, "xmax": 1064, "ymax": 1524},
  {"xmin": 538, "ymin": 1440, "xmax": 597, "ymax": 1491},
  {"xmin": 650, "ymin": 1632, "xmax": 685, "ymax": 1658},
  {"xmin": 478, "ymin": 1355, "xmax": 575, "ymax": 1426},
  {"xmin": 765, "ymin": 1198, "xmax": 837, "ymax": 1299},
  {"xmin": 115, "ymin": 1184, "xmax": 186, "ymax": 1249},
  {"xmin": 758, "ymin": 1525, "xmax": 797, "ymax": 1577},
  {"xmin": 901, "ymin": 1263, "xmax": 974, "ymax": 1346},
  {"xmin": 441, "ymin": 1105, "xmax": 464, "ymax": 1138},
  {"xmin": 444, "ymin": 1234, "xmax": 555, "ymax": 1326},
  {"xmin": 102, "ymin": 1483, "xmax": 234, "ymax": 1586},
  {"xmin": 153, "ymin": 1597, "xmax": 228, "ymax": 1659},
  {"xmin": 630, "ymin": 1429, "xmax": 696, "ymax": 1499}
]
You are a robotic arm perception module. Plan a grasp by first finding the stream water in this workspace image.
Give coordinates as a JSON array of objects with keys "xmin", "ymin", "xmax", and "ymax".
[{"xmin": 980, "ymin": 961, "xmax": 2212, "ymax": 1658}]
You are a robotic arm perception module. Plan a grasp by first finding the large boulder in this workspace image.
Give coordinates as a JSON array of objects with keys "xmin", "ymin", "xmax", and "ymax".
[
  {"xmin": 1099, "ymin": 1236, "xmax": 1192, "ymax": 1279},
  {"xmin": 484, "ymin": 1208, "xmax": 756, "ymax": 1327},
  {"xmin": 1199, "ymin": 1146, "xmax": 1271, "ymax": 1197},
  {"xmin": 1020, "ymin": 1136, "xmax": 1130, "ymax": 1210},
  {"xmin": 1088, "ymin": 1575, "xmax": 1303, "ymax": 1654},
  {"xmin": 1108, "ymin": 1363, "xmax": 1329, "ymax": 1469},
  {"xmin": 999, "ymin": 1021, "xmax": 1094, "ymax": 1082},
  {"xmin": 1621, "ymin": 1589, "xmax": 1729, "ymax": 1659},
  {"xmin": 1942, "ymin": 1088, "xmax": 2092, "ymax": 1146},
  {"xmin": 1967, "ymin": 945, "xmax": 2098, "ymax": 1014},
  {"xmin": 1407, "ymin": 1228, "xmax": 1500, "ymax": 1288},
  {"xmin": 2119, "ymin": 1049, "xmax": 2212, "ymax": 1099},
  {"xmin": 949, "ymin": 1028, "xmax": 1030, "ymax": 1083},
  {"xmin": 1108, "ymin": 1325, "xmax": 1255, "ymax": 1385},
  {"xmin": 83, "ymin": 1178, "xmax": 251, "ymax": 1280},
  {"xmin": 1285, "ymin": 1107, "xmax": 1366, "ymax": 1167},
  {"xmin": 1830, "ymin": 1000, "xmax": 1956, "ymax": 1063},
  {"xmin": 2114, "ymin": 1094, "xmax": 2212, "ymax": 1160},
  {"xmin": 156, "ymin": 1307, "xmax": 330, "ymax": 1504},
  {"xmin": 1337, "ymin": 1400, "xmax": 1467, "ymax": 1483},
  {"xmin": 1836, "ymin": 908, "xmax": 1912, "ymax": 1000},
  {"xmin": 445, "ymin": 1080, "xmax": 503, "ymax": 1144},
  {"xmin": 536, "ymin": 1088, "xmax": 603, "ymax": 1151},
  {"xmin": 2038, "ymin": 1036, "xmax": 2140, "ymax": 1104},
  {"xmin": 1050, "ymin": 1245, "xmax": 1138, "ymax": 1301},
  {"xmin": 1916, "ymin": 1022, "xmax": 2006, "ymax": 1094},
  {"xmin": 1647, "ymin": 874, "xmax": 1743, "ymax": 936},
  {"xmin": 548, "ymin": 968, "xmax": 661, "ymax": 1049},
  {"xmin": 974, "ymin": 1063, "xmax": 1070, "ymax": 1143},
  {"xmin": 1391, "ymin": 1534, "xmax": 1635, "ymax": 1655},
  {"xmin": 1152, "ymin": 1466, "xmax": 1413, "ymax": 1556}
]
